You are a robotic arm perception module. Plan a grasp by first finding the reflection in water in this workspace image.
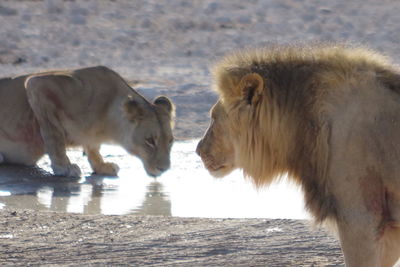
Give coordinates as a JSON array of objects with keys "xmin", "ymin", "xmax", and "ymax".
[
  {"xmin": 0, "ymin": 141, "xmax": 309, "ymax": 219},
  {"xmin": 134, "ymin": 182, "xmax": 171, "ymax": 216}
]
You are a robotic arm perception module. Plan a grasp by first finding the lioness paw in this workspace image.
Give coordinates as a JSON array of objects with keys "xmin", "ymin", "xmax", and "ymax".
[
  {"xmin": 52, "ymin": 163, "xmax": 82, "ymax": 178},
  {"xmin": 93, "ymin": 162, "xmax": 119, "ymax": 176}
]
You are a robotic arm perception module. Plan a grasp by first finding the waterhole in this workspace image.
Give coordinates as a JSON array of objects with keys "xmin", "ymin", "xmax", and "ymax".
[{"xmin": 0, "ymin": 140, "xmax": 309, "ymax": 219}]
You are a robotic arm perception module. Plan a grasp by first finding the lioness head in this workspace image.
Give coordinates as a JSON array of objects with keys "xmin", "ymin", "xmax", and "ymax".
[{"xmin": 123, "ymin": 95, "xmax": 175, "ymax": 177}]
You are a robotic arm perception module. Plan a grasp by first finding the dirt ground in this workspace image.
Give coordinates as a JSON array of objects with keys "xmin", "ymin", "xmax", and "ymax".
[
  {"xmin": 2, "ymin": 0, "xmax": 400, "ymax": 265},
  {"xmin": 0, "ymin": 207, "xmax": 343, "ymax": 266}
]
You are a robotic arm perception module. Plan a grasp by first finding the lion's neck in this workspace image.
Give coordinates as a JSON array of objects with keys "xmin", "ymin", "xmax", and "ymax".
[{"xmin": 102, "ymin": 95, "xmax": 130, "ymax": 144}]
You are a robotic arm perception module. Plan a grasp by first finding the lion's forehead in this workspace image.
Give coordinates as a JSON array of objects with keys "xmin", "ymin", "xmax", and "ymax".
[
  {"xmin": 210, "ymin": 102, "xmax": 231, "ymax": 127},
  {"xmin": 139, "ymin": 115, "xmax": 173, "ymax": 142}
]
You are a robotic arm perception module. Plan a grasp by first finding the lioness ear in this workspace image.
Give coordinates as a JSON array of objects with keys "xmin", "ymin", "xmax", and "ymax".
[
  {"xmin": 239, "ymin": 73, "xmax": 264, "ymax": 105},
  {"xmin": 154, "ymin": 96, "xmax": 175, "ymax": 116},
  {"xmin": 123, "ymin": 97, "xmax": 146, "ymax": 122}
]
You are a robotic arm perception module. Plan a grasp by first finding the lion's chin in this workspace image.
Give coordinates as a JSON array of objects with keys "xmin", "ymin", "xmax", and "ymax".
[
  {"xmin": 145, "ymin": 167, "xmax": 167, "ymax": 178},
  {"xmin": 207, "ymin": 165, "xmax": 234, "ymax": 178}
]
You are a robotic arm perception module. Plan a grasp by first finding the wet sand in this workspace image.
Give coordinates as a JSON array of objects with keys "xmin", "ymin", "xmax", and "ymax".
[{"xmin": 2, "ymin": 0, "xmax": 400, "ymax": 265}]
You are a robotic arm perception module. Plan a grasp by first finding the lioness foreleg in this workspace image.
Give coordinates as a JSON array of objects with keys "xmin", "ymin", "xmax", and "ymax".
[
  {"xmin": 84, "ymin": 145, "xmax": 119, "ymax": 176},
  {"xmin": 38, "ymin": 123, "xmax": 81, "ymax": 177}
]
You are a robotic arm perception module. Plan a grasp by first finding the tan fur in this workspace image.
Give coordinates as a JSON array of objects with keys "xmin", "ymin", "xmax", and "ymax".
[
  {"xmin": 0, "ymin": 66, "xmax": 175, "ymax": 177},
  {"xmin": 197, "ymin": 44, "xmax": 400, "ymax": 266}
]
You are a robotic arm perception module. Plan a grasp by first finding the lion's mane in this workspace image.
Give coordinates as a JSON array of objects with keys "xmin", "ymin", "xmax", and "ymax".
[{"xmin": 212, "ymin": 44, "xmax": 398, "ymax": 223}]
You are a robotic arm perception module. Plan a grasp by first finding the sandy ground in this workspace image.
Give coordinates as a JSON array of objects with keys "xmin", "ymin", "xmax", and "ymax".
[
  {"xmin": 2, "ymin": 0, "xmax": 400, "ymax": 265},
  {"xmin": 0, "ymin": 208, "xmax": 343, "ymax": 266}
]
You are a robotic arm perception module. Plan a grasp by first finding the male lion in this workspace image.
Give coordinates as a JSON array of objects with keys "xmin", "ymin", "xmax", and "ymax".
[
  {"xmin": 196, "ymin": 44, "xmax": 400, "ymax": 266},
  {"xmin": 0, "ymin": 66, "xmax": 174, "ymax": 177}
]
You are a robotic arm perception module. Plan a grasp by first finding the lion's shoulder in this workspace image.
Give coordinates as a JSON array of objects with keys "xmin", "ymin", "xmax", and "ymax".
[
  {"xmin": 71, "ymin": 65, "xmax": 113, "ymax": 76},
  {"xmin": 71, "ymin": 65, "xmax": 130, "ymax": 88}
]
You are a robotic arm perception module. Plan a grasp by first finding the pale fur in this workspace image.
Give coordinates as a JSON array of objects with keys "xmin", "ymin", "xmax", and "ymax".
[
  {"xmin": 0, "ymin": 66, "xmax": 174, "ymax": 177},
  {"xmin": 197, "ymin": 44, "xmax": 400, "ymax": 266}
]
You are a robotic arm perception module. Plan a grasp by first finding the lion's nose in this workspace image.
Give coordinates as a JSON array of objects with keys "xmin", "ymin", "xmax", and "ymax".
[
  {"xmin": 157, "ymin": 166, "xmax": 169, "ymax": 173},
  {"xmin": 156, "ymin": 159, "xmax": 170, "ymax": 174}
]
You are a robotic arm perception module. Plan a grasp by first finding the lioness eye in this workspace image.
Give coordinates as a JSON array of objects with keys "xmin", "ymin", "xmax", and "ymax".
[{"xmin": 145, "ymin": 138, "xmax": 156, "ymax": 148}]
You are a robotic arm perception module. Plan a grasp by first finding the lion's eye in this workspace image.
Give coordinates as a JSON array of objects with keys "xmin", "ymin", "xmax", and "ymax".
[{"xmin": 145, "ymin": 138, "xmax": 156, "ymax": 148}]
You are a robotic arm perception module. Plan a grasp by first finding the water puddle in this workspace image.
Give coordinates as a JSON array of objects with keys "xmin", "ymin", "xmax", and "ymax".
[{"xmin": 0, "ymin": 140, "xmax": 310, "ymax": 219}]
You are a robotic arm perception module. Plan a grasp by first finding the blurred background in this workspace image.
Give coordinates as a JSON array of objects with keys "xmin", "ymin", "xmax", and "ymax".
[{"xmin": 1, "ymin": 0, "xmax": 400, "ymax": 138}]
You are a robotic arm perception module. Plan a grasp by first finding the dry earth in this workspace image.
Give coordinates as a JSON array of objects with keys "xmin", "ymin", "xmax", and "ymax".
[
  {"xmin": 2, "ymin": 0, "xmax": 400, "ymax": 265},
  {"xmin": 0, "ymin": 208, "xmax": 343, "ymax": 266}
]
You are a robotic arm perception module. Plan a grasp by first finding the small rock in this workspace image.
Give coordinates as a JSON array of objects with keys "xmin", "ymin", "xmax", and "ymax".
[
  {"xmin": 320, "ymin": 8, "xmax": 332, "ymax": 14},
  {"xmin": 13, "ymin": 57, "xmax": 27, "ymax": 65}
]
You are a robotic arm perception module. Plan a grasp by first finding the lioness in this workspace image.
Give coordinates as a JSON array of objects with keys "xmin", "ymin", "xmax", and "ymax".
[
  {"xmin": 0, "ymin": 66, "xmax": 174, "ymax": 177},
  {"xmin": 196, "ymin": 45, "xmax": 400, "ymax": 266}
]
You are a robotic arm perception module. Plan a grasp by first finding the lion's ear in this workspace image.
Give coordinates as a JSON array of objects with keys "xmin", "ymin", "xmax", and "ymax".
[
  {"xmin": 123, "ymin": 97, "xmax": 147, "ymax": 122},
  {"xmin": 239, "ymin": 73, "xmax": 264, "ymax": 105},
  {"xmin": 154, "ymin": 96, "xmax": 176, "ymax": 122},
  {"xmin": 154, "ymin": 96, "xmax": 175, "ymax": 116}
]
